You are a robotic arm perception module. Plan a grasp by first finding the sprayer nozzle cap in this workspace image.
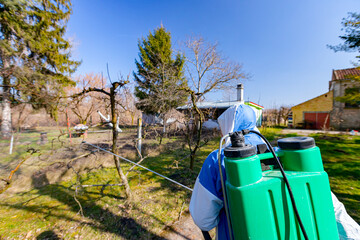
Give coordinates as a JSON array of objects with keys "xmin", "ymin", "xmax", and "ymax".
[
  {"xmin": 278, "ymin": 137, "xmax": 315, "ymax": 150},
  {"xmin": 224, "ymin": 144, "xmax": 256, "ymax": 158}
]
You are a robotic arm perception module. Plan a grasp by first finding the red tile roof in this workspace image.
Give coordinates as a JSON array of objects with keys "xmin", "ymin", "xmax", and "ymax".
[{"xmin": 332, "ymin": 67, "xmax": 360, "ymax": 80}]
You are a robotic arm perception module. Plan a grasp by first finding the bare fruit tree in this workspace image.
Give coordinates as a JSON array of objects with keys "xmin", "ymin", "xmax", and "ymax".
[
  {"xmin": 71, "ymin": 75, "xmax": 132, "ymax": 199},
  {"xmin": 182, "ymin": 36, "xmax": 248, "ymax": 170}
]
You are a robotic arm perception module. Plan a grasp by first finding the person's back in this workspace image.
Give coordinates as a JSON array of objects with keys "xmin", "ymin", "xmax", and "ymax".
[
  {"xmin": 190, "ymin": 104, "xmax": 264, "ymax": 239},
  {"xmin": 189, "ymin": 103, "xmax": 360, "ymax": 240}
]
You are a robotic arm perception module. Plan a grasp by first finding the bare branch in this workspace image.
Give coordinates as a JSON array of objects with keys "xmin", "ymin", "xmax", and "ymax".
[
  {"xmin": 180, "ymin": 35, "xmax": 248, "ymax": 169},
  {"xmin": 107, "ymin": 63, "xmax": 113, "ymax": 84},
  {"xmin": 70, "ymin": 87, "xmax": 111, "ymax": 98},
  {"xmin": 0, "ymin": 148, "xmax": 38, "ymax": 194}
]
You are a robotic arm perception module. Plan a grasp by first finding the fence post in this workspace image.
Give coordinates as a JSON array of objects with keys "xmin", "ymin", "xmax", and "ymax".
[
  {"xmin": 9, "ymin": 134, "xmax": 14, "ymax": 155},
  {"xmin": 66, "ymin": 108, "xmax": 72, "ymax": 144},
  {"xmin": 40, "ymin": 132, "xmax": 48, "ymax": 145},
  {"xmin": 137, "ymin": 118, "xmax": 142, "ymax": 155}
]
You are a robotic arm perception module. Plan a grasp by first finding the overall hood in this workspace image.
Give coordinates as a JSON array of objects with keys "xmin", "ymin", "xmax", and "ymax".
[{"xmin": 217, "ymin": 103, "xmax": 264, "ymax": 148}]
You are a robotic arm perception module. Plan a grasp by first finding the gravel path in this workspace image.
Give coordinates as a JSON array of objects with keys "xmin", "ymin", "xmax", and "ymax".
[{"xmin": 281, "ymin": 129, "xmax": 359, "ymax": 136}]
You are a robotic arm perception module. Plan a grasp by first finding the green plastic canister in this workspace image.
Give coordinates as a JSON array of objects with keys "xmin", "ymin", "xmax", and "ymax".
[{"xmin": 224, "ymin": 137, "xmax": 339, "ymax": 240}]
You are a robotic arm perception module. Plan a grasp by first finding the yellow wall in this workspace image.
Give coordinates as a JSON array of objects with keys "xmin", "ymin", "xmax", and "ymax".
[{"xmin": 291, "ymin": 91, "xmax": 333, "ymax": 127}]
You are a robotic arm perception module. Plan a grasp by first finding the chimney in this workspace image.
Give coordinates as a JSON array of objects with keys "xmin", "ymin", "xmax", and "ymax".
[{"xmin": 237, "ymin": 84, "xmax": 244, "ymax": 102}]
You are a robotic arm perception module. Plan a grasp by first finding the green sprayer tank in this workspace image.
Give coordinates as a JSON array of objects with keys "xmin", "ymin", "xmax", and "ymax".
[{"xmin": 223, "ymin": 136, "xmax": 339, "ymax": 240}]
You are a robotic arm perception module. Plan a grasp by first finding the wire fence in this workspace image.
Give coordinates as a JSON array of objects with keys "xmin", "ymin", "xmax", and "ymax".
[
  {"xmin": 0, "ymin": 117, "xmax": 197, "ymax": 193},
  {"xmin": 83, "ymin": 141, "xmax": 193, "ymax": 192}
]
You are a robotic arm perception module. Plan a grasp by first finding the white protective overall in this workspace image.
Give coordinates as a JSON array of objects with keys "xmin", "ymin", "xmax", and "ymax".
[{"xmin": 190, "ymin": 103, "xmax": 360, "ymax": 240}]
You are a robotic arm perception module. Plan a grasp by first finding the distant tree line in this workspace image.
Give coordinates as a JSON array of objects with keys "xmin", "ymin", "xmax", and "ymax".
[{"xmin": 262, "ymin": 106, "xmax": 291, "ymax": 127}]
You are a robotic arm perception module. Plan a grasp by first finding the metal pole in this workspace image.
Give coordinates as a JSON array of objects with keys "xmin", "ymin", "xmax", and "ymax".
[{"xmin": 137, "ymin": 118, "xmax": 142, "ymax": 155}]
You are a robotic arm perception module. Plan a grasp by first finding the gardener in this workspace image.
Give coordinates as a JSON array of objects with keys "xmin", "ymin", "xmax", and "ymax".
[{"xmin": 189, "ymin": 103, "xmax": 360, "ymax": 240}]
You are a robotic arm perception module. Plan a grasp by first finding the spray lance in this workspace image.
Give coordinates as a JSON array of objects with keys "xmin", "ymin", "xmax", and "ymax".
[{"xmin": 211, "ymin": 129, "xmax": 339, "ymax": 240}]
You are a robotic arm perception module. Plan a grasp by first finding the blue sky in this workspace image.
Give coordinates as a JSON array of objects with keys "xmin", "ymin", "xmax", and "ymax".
[{"xmin": 66, "ymin": 0, "xmax": 359, "ymax": 109}]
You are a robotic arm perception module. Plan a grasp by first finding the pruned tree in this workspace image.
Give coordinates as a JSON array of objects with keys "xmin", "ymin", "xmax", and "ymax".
[
  {"xmin": 71, "ymin": 75, "xmax": 132, "ymax": 199},
  {"xmin": 329, "ymin": 12, "xmax": 360, "ymax": 106},
  {"xmin": 134, "ymin": 26, "xmax": 188, "ymax": 131},
  {"xmin": 0, "ymin": 0, "xmax": 80, "ymax": 137},
  {"xmin": 182, "ymin": 36, "xmax": 248, "ymax": 170}
]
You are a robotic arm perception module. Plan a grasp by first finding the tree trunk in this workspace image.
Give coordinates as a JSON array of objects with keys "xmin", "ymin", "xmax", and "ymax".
[
  {"xmin": 162, "ymin": 114, "xmax": 167, "ymax": 134},
  {"xmin": 1, "ymin": 75, "xmax": 12, "ymax": 138},
  {"xmin": 188, "ymin": 93, "xmax": 204, "ymax": 171},
  {"xmin": 189, "ymin": 152, "xmax": 195, "ymax": 170},
  {"xmin": 110, "ymin": 86, "xmax": 132, "ymax": 200}
]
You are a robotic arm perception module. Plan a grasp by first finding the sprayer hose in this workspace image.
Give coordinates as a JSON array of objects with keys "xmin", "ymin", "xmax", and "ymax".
[{"xmin": 218, "ymin": 134, "xmax": 234, "ymax": 240}]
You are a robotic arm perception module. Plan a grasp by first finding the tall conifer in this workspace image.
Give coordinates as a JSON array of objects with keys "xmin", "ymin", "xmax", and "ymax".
[
  {"xmin": 134, "ymin": 26, "xmax": 187, "ymax": 117},
  {"xmin": 0, "ymin": 0, "xmax": 80, "ymax": 137}
]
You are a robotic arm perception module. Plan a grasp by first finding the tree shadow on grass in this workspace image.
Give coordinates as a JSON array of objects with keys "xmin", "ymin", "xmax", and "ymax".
[
  {"xmin": 36, "ymin": 230, "xmax": 61, "ymax": 240},
  {"xmin": 1, "ymin": 177, "xmax": 196, "ymax": 239},
  {"xmin": 2, "ymin": 176, "xmax": 165, "ymax": 240}
]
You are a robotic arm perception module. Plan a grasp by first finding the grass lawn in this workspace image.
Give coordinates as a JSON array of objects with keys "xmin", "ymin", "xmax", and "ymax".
[
  {"xmin": 260, "ymin": 127, "xmax": 360, "ymax": 223},
  {"xmin": 0, "ymin": 131, "xmax": 207, "ymax": 239},
  {"xmin": 310, "ymin": 133, "xmax": 360, "ymax": 223},
  {"xmin": 0, "ymin": 127, "xmax": 359, "ymax": 239}
]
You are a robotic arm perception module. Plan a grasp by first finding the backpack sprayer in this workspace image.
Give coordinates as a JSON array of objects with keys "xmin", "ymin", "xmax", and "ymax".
[{"xmin": 214, "ymin": 130, "xmax": 339, "ymax": 240}]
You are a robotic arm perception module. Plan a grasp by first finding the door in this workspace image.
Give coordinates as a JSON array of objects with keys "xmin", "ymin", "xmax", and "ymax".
[{"xmin": 304, "ymin": 112, "xmax": 330, "ymax": 129}]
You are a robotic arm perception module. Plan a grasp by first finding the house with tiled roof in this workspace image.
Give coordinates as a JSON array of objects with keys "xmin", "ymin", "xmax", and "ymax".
[
  {"xmin": 329, "ymin": 67, "xmax": 360, "ymax": 129},
  {"xmin": 291, "ymin": 67, "xmax": 360, "ymax": 130}
]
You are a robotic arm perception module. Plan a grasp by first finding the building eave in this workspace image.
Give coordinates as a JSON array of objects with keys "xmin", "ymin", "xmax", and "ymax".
[
  {"xmin": 292, "ymin": 91, "xmax": 332, "ymax": 110},
  {"xmin": 177, "ymin": 100, "xmax": 264, "ymax": 110}
]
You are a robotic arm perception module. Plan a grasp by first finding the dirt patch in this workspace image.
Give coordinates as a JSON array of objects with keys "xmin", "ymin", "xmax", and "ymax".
[
  {"xmin": 160, "ymin": 211, "xmax": 205, "ymax": 240},
  {"xmin": 1, "ymin": 138, "xmax": 141, "ymax": 195},
  {"xmin": 1, "ymin": 149, "xmax": 113, "ymax": 194},
  {"xmin": 316, "ymin": 135, "xmax": 342, "ymax": 141}
]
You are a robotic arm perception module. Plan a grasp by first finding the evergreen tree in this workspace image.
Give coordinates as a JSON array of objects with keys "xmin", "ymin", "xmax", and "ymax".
[
  {"xmin": 0, "ymin": 0, "xmax": 80, "ymax": 137},
  {"xmin": 329, "ymin": 12, "xmax": 360, "ymax": 106},
  {"xmin": 134, "ymin": 26, "xmax": 187, "ymax": 118}
]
